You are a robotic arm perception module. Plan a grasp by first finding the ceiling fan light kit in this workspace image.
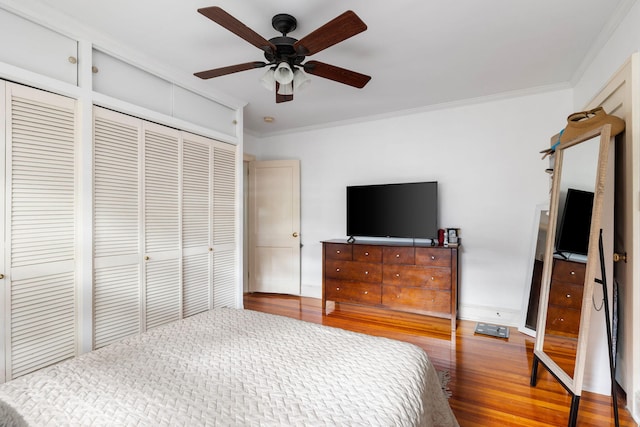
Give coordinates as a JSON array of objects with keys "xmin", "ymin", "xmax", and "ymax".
[
  {"xmin": 293, "ymin": 69, "xmax": 311, "ymax": 90},
  {"xmin": 274, "ymin": 62, "xmax": 294, "ymax": 85},
  {"xmin": 195, "ymin": 6, "xmax": 371, "ymax": 103},
  {"xmin": 260, "ymin": 68, "xmax": 276, "ymax": 91}
]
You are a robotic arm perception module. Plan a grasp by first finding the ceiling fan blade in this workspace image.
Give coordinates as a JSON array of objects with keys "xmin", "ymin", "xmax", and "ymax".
[
  {"xmin": 198, "ymin": 6, "xmax": 276, "ymax": 54},
  {"xmin": 294, "ymin": 10, "xmax": 367, "ymax": 56},
  {"xmin": 304, "ymin": 61, "xmax": 371, "ymax": 88},
  {"xmin": 194, "ymin": 62, "xmax": 267, "ymax": 79},
  {"xmin": 276, "ymin": 83, "xmax": 294, "ymax": 103}
]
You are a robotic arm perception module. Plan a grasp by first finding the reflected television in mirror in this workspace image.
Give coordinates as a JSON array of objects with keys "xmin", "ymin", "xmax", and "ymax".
[{"xmin": 556, "ymin": 188, "xmax": 594, "ymax": 257}]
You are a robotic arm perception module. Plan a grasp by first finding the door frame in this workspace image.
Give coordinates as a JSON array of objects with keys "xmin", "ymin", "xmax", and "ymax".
[{"xmin": 242, "ymin": 153, "xmax": 255, "ymax": 295}]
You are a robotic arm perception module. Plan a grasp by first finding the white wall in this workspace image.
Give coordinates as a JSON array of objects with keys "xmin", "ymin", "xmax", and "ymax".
[
  {"xmin": 573, "ymin": 1, "xmax": 640, "ymax": 109},
  {"xmin": 246, "ymin": 89, "xmax": 573, "ymax": 325}
]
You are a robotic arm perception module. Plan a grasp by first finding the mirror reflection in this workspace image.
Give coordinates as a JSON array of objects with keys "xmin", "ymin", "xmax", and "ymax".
[{"xmin": 541, "ymin": 136, "xmax": 599, "ymax": 379}]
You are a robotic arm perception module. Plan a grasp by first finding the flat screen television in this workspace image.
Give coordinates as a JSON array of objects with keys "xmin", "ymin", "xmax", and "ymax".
[
  {"xmin": 346, "ymin": 181, "xmax": 437, "ymax": 239},
  {"xmin": 555, "ymin": 188, "xmax": 594, "ymax": 256}
]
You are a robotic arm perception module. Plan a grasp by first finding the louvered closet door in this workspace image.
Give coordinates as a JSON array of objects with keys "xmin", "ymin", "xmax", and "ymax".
[
  {"xmin": 182, "ymin": 133, "xmax": 212, "ymax": 317},
  {"xmin": 143, "ymin": 123, "xmax": 181, "ymax": 329},
  {"xmin": 212, "ymin": 142, "xmax": 237, "ymax": 308},
  {"xmin": 93, "ymin": 107, "xmax": 141, "ymax": 349},
  {"xmin": 3, "ymin": 82, "xmax": 77, "ymax": 380}
]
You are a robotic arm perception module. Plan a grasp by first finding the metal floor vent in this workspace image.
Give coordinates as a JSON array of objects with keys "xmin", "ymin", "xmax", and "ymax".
[{"xmin": 474, "ymin": 322, "xmax": 509, "ymax": 339}]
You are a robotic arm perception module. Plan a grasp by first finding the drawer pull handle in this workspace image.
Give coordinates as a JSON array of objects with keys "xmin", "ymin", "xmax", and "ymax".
[
  {"xmin": 431, "ymin": 256, "xmax": 436, "ymax": 260},
  {"xmin": 570, "ymin": 271, "xmax": 576, "ymax": 276},
  {"xmin": 336, "ymin": 250, "xmax": 341, "ymax": 254},
  {"xmin": 431, "ymin": 277, "xmax": 435, "ymax": 281},
  {"xmin": 396, "ymin": 254, "xmax": 400, "ymax": 258},
  {"xmin": 559, "ymin": 318, "xmax": 565, "ymax": 322},
  {"xmin": 336, "ymin": 287, "xmax": 340, "ymax": 291},
  {"xmin": 395, "ymin": 273, "xmax": 400, "ymax": 277},
  {"xmin": 566, "ymin": 294, "xmax": 571, "ymax": 298},
  {"xmin": 364, "ymin": 271, "xmax": 369, "ymax": 275},
  {"xmin": 365, "ymin": 252, "xmax": 369, "ymax": 256},
  {"xmin": 364, "ymin": 291, "xmax": 368, "ymax": 295},
  {"xmin": 336, "ymin": 268, "xmax": 340, "ymax": 272}
]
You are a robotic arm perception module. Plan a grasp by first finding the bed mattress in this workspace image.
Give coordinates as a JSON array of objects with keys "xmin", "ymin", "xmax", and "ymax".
[{"xmin": 0, "ymin": 308, "xmax": 458, "ymax": 426}]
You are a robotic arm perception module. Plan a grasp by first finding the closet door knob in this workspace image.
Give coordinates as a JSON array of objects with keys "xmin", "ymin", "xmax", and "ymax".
[
  {"xmin": 0, "ymin": 274, "xmax": 4, "ymax": 279},
  {"xmin": 292, "ymin": 232, "xmax": 299, "ymax": 237}
]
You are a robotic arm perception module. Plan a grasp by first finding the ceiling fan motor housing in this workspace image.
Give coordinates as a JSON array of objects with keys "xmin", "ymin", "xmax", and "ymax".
[
  {"xmin": 266, "ymin": 14, "xmax": 304, "ymax": 66},
  {"xmin": 265, "ymin": 36, "xmax": 304, "ymax": 65}
]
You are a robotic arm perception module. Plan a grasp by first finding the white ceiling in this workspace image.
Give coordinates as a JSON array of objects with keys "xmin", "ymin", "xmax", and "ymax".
[{"xmin": 14, "ymin": 0, "xmax": 633, "ymax": 136}]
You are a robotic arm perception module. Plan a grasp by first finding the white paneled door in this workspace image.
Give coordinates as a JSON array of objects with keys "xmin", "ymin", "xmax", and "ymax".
[
  {"xmin": 1, "ymin": 82, "xmax": 77, "ymax": 382},
  {"xmin": 248, "ymin": 160, "xmax": 300, "ymax": 295}
]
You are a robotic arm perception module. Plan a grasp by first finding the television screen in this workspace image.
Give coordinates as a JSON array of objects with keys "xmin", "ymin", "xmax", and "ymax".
[
  {"xmin": 555, "ymin": 188, "xmax": 594, "ymax": 255},
  {"xmin": 346, "ymin": 181, "xmax": 437, "ymax": 239}
]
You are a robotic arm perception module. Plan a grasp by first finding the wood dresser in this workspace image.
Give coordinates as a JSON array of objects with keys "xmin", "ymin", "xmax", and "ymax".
[
  {"xmin": 544, "ymin": 258, "xmax": 586, "ymax": 337},
  {"xmin": 322, "ymin": 239, "xmax": 459, "ymax": 330}
]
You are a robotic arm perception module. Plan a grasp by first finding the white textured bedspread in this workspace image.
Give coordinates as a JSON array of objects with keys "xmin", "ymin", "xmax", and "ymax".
[{"xmin": 0, "ymin": 309, "xmax": 458, "ymax": 426}]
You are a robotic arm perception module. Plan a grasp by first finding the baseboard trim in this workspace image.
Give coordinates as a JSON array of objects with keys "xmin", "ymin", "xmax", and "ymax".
[{"xmin": 458, "ymin": 304, "xmax": 521, "ymax": 328}]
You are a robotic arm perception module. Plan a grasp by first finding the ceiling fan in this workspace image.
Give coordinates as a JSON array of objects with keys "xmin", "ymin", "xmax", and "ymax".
[{"xmin": 194, "ymin": 7, "xmax": 371, "ymax": 103}]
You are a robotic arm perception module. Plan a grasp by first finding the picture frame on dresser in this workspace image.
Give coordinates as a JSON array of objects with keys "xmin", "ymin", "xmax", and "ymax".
[{"xmin": 322, "ymin": 240, "xmax": 459, "ymax": 330}]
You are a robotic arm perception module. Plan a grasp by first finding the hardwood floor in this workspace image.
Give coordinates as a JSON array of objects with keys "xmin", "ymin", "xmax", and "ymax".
[{"xmin": 243, "ymin": 293, "xmax": 638, "ymax": 427}]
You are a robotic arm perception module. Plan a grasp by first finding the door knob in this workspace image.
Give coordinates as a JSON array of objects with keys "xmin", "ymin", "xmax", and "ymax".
[
  {"xmin": 292, "ymin": 232, "xmax": 299, "ymax": 237},
  {"xmin": 613, "ymin": 252, "xmax": 627, "ymax": 263},
  {"xmin": 0, "ymin": 274, "xmax": 4, "ymax": 279}
]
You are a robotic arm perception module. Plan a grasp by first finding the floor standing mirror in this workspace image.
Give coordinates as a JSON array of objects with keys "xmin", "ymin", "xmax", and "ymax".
[{"xmin": 530, "ymin": 124, "xmax": 613, "ymax": 427}]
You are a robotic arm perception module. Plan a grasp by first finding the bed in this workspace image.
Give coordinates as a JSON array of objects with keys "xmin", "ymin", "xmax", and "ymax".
[{"xmin": 0, "ymin": 308, "xmax": 458, "ymax": 426}]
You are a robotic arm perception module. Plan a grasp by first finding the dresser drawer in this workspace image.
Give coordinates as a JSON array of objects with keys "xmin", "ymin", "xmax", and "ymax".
[
  {"xmin": 353, "ymin": 245, "xmax": 382, "ymax": 262},
  {"xmin": 325, "ymin": 279, "xmax": 381, "ymax": 305},
  {"xmin": 383, "ymin": 265, "xmax": 451, "ymax": 289},
  {"xmin": 549, "ymin": 282, "xmax": 583, "ymax": 310},
  {"xmin": 383, "ymin": 247, "xmax": 415, "ymax": 265},
  {"xmin": 382, "ymin": 285, "xmax": 450, "ymax": 315},
  {"xmin": 552, "ymin": 260, "xmax": 586, "ymax": 285},
  {"xmin": 415, "ymin": 248, "xmax": 451, "ymax": 267},
  {"xmin": 325, "ymin": 243, "xmax": 352, "ymax": 261},
  {"xmin": 325, "ymin": 260, "xmax": 382, "ymax": 283},
  {"xmin": 545, "ymin": 306, "xmax": 581, "ymax": 337}
]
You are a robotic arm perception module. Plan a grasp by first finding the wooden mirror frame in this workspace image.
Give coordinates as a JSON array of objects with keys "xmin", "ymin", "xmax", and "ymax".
[
  {"xmin": 518, "ymin": 202, "xmax": 549, "ymax": 337},
  {"xmin": 531, "ymin": 124, "xmax": 612, "ymax": 424}
]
